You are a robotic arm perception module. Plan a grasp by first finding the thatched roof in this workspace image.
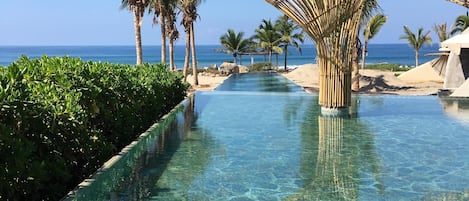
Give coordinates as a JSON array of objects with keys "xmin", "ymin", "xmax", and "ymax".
[{"xmin": 447, "ymin": 0, "xmax": 469, "ymax": 8}]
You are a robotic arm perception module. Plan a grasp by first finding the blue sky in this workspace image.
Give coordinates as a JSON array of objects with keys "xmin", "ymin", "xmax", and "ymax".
[{"xmin": 0, "ymin": 0, "xmax": 467, "ymax": 46}]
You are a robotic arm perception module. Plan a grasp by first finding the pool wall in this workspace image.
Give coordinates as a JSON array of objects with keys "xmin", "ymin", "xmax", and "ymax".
[{"xmin": 61, "ymin": 94, "xmax": 193, "ymax": 201}]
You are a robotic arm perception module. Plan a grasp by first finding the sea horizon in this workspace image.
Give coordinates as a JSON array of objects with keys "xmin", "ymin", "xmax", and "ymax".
[{"xmin": 0, "ymin": 44, "xmax": 441, "ymax": 68}]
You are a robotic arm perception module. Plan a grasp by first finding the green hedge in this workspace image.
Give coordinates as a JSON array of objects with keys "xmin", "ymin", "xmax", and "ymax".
[{"xmin": 0, "ymin": 56, "xmax": 189, "ymax": 200}]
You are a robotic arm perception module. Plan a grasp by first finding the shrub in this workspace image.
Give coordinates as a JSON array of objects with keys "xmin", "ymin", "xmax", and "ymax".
[
  {"xmin": 0, "ymin": 56, "xmax": 189, "ymax": 200},
  {"xmin": 248, "ymin": 62, "xmax": 272, "ymax": 72}
]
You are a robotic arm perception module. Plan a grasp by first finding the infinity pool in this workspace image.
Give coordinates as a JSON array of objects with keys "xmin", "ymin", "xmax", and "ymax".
[{"xmin": 65, "ymin": 73, "xmax": 469, "ymax": 201}]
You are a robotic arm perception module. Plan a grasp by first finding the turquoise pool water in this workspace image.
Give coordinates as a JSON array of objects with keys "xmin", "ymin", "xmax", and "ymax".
[
  {"xmin": 214, "ymin": 72, "xmax": 305, "ymax": 92},
  {"xmin": 65, "ymin": 73, "xmax": 469, "ymax": 201}
]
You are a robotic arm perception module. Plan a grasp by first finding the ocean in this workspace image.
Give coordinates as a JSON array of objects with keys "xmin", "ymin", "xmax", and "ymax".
[{"xmin": 0, "ymin": 44, "xmax": 440, "ymax": 68}]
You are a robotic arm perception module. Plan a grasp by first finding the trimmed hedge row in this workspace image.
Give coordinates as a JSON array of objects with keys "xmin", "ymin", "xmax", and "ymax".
[{"xmin": 0, "ymin": 56, "xmax": 189, "ymax": 200}]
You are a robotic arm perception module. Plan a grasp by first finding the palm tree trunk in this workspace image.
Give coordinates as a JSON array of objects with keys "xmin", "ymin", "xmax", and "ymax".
[
  {"xmin": 169, "ymin": 39, "xmax": 175, "ymax": 70},
  {"xmin": 190, "ymin": 23, "xmax": 198, "ymax": 86},
  {"xmin": 133, "ymin": 8, "xmax": 143, "ymax": 65},
  {"xmin": 361, "ymin": 42, "xmax": 367, "ymax": 70},
  {"xmin": 415, "ymin": 50, "xmax": 419, "ymax": 67},
  {"xmin": 233, "ymin": 54, "xmax": 237, "ymax": 64},
  {"xmin": 183, "ymin": 33, "xmax": 190, "ymax": 82},
  {"xmin": 284, "ymin": 46, "xmax": 288, "ymax": 71},
  {"xmin": 268, "ymin": 49, "xmax": 273, "ymax": 65},
  {"xmin": 160, "ymin": 15, "xmax": 167, "ymax": 65},
  {"xmin": 352, "ymin": 44, "xmax": 360, "ymax": 92}
]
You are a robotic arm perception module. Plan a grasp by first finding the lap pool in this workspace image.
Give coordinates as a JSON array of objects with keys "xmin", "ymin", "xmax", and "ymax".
[{"xmin": 65, "ymin": 73, "xmax": 469, "ymax": 201}]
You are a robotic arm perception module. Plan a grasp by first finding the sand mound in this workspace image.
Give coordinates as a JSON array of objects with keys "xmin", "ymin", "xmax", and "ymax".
[
  {"xmin": 283, "ymin": 64, "xmax": 319, "ymax": 87},
  {"xmin": 398, "ymin": 60, "xmax": 444, "ymax": 83},
  {"xmin": 282, "ymin": 63, "xmax": 442, "ymax": 95},
  {"xmin": 451, "ymin": 79, "xmax": 469, "ymax": 97}
]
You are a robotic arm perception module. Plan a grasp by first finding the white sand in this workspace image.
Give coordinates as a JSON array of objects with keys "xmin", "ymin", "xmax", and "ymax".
[
  {"xmin": 186, "ymin": 74, "xmax": 229, "ymax": 91},
  {"xmin": 397, "ymin": 59, "xmax": 445, "ymax": 83},
  {"xmin": 282, "ymin": 63, "xmax": 443, "ymax": 95},
  {"xmin": 283, "ymin": 64, "xmax": 320, "ymax": 88}
]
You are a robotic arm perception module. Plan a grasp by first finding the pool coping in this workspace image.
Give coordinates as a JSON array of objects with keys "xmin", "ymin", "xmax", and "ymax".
[{"xmin": 61, "ymin": 93, "xmax": 194, "ymax": 200}]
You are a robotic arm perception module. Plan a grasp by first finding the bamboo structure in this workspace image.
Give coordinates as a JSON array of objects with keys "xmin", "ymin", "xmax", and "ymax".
[
  {"xmin": 447, "ymin": 0, "xmax": 469, "ymax": 8},
  {"xmin": 265, "ymin": 0, "xmax": 366, "ymax": 115}
]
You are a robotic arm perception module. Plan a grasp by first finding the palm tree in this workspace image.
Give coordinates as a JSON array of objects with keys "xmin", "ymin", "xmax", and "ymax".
[
  {"xmin": 266, "ymin": 0, "xmax": 366, "ymax": 114},
  {"xmin": 434, "ymin": 23, "xmax": 451, "ymax": 43},
  {"xmin": 150, "ymin": 0, "xmax": 167, "ymax": 65},
  {"xmin": 166, "ymin": 1, "xmax": 179, "ymax": 70},
  {"xmin": 179, "ymin": 0, "xmax": 204, "ymax": 85},
  {"xmin": 121, "ymin": 0, "xmax": 150, "ymax": 65},
  {"xmin": 219, "ymin": 29, "xmax": 252, "ymax": 64},
  {"xmin": 451, "ymin": 12, "xmax": 469, "ymax": 35},
  {"xmin": 275, "ymin": 15, "xmax": 305, "ymax": 71},
  {"xmin": 361, "ymin": 14, "xmax": 387, "ymax": 70},
  {"xmin": 352, "ymin": 0, "xmax": 380, "ymax": 92},
  {"xmin": 253, "ymin": 19, "xmax": 283, "ymax": 66},
  {"xmin": 400, "ymin": 26, "xmax": 432, "ymax": 67}
]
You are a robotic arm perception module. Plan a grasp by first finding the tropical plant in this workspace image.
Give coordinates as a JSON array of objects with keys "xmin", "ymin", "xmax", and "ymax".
[
  {"xmin": 399, "ymin": 26, "xmax": 432, "ymax": 67},
  {"xmin": 275, "ymin": 15, "xmax": 305, "ymax": 71},
  {"xmin": 165, "ymin": 0, "xmax": 179, "ymax": 70},
  {"xmin": 451, "ymin": 12, "xmax": 469, "ymax": 35},
  {"xmin": 219, "ymin": 29, "xmax": 252, "ymax": 64},
  {"xmin": 352, "ymin": 0, "xmax": 380, "ymax": 91},
  {"xmin": 361, "ymin": 14, "xmax": 387, "ymax": 70},
  {"xmin": 151, "ymin": 0, "xmax": 167, "ymax": 65},
  {"xmin": 179, "ymin": 0, "xmax": 204, "ymax": 84},
  {"xmin": 121, "ymin": 0, "xmax": 150, "ymax": 65},
  {"xmin": 0, "ymin": 56, "xmax": 189, "ymax": 200},
  {"xmin": 266, "ymin": 0, "xmax": 366, "ymax": 112},
  {"xmin": 252, "ymin": 19, "xmax": 283, "ymax": 66},
  {"xmin": 434, "ymin": 23, "xmax": 451, "ymax": 43}
]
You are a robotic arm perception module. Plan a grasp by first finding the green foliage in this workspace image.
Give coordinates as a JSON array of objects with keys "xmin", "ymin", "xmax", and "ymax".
[
  {"xmin": 219, "ymin": 29, "xmax": 253, "ymax": 63},
  {"xmin": 248, "ymin": 62, "xmax": 272, "ymax": 72},
  {"xmin": 451, "ymin": 12, "xmax": 469, "ymax": 35},
  {"xmin": 365, "ymin": 63, "xmax": 411, "ymax": 71},
  {"xmin": 0, "ymin": 56, "xmax": 189, "ymax": 200}
]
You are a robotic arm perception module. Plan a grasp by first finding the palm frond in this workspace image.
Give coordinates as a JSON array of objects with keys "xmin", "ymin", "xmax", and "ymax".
[
  {"xmin": 433, "ymin": 23, "xmax": 451, "ymax": 43},
  {"xmin": 365, "ymin": 14, "xmax": 387, "ymax": 40}
]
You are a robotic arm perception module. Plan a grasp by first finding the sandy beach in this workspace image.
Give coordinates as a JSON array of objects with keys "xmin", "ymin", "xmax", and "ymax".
[
  {"xmin": 187, "ymin": 62, "xmax": 444, "ymax": 96},
  {"xmin": 283, "ymin": 63, "xmax": 444, "ymax": 95},
  {"xmin": 186, "ymin": 73, "xmax": 230, "ymax": 91}
]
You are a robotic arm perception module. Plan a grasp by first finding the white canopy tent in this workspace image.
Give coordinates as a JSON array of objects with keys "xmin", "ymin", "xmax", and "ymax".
[{"xmin": 439, "ymin": 28, "xmax": 469, "ymax": 89}]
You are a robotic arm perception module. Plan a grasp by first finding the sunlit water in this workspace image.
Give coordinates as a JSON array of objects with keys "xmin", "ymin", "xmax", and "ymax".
[{"xmin": 65, "ymin": 73, "xmax": 469, "ymax": 201}]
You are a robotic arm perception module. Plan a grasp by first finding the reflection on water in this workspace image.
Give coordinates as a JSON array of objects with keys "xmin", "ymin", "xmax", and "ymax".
[
  {"xmin": 64, "ymin": 73, "xmax": 469, "ymax": 201},
  {"xmin": 285, "ymin": 98, "xmax": 383, "ymax": 201},
  {"xmin": 215, "ymin": 72, "xmax": 305, "ymax": 92},
  {"xmin": 109, "ymin": 96, "xmax": 221, "ymax": 200},
  {"xmin": 439, "ymin": 97, "xmax": 469, "ymax": 125}
]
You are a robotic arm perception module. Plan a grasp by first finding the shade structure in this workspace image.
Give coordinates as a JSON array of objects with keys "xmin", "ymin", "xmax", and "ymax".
[
  {"xmin": 439, "ymin": 28, "xmax": 469, "ymax": 90},
  {"xmin": 440, "ymin": 28, "xmax": 469, "ymax": 54},
  {"xmin": 447, "ymin": 0, "xmax": 469, "ymax": 8},
  {"xmin": 265, "ymin": 0, "xmax": 365, "ymax": 115}
]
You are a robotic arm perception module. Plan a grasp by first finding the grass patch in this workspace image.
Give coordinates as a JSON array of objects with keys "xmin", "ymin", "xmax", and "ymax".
[{"xmin": 365, "ymin": 63, "xmax": 411, "ymax": 72}]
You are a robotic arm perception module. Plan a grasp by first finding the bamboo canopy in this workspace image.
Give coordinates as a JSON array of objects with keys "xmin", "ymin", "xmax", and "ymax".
[
  {"xmin": 265, "ymin": 0, "xmax": 366, "ymax": 112},
  {"xmin": 447, "ymin": 0, "xmax": 469, "ymax": 8}
]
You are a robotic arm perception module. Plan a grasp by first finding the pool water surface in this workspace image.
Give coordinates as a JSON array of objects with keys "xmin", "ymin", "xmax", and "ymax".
[{"xmin": 66, "ymin": 73, "xmax": 469, "ymax": 201}]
